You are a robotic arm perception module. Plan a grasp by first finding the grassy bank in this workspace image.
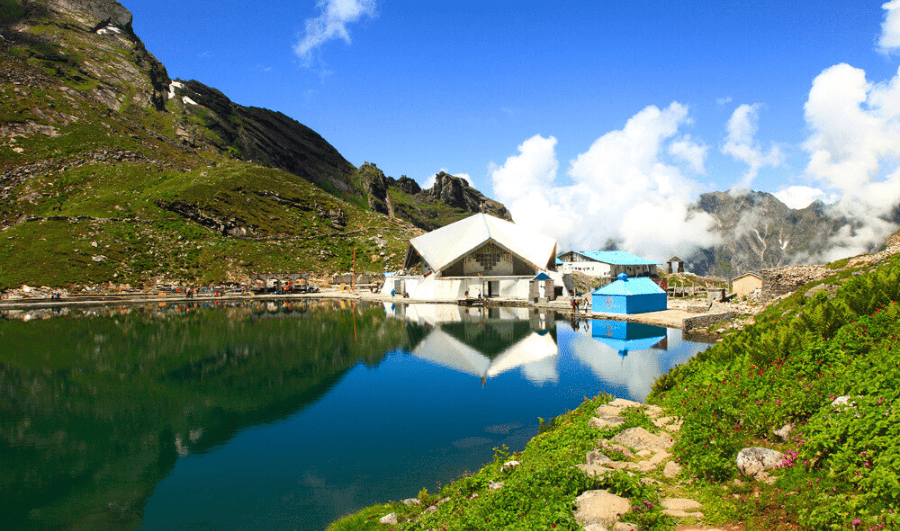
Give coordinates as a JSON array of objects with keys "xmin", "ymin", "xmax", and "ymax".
[{"xmin": 651, "ymin": 253, "xmax": 900, "ymax": 530}]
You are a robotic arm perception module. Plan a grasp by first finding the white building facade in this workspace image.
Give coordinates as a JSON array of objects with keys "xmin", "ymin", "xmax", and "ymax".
[
  {"xmin": 557, "ymin": 251, "xmax": 659, "ymax": 278},
  {"xmin": 382, "ymin": 213, "xmax": 565, "ymax": 301}
]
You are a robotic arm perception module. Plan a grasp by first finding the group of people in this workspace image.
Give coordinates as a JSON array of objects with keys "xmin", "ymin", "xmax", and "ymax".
[{"xmin": 570, "ymin": 294, "xmax": 591, "ymax": 313}]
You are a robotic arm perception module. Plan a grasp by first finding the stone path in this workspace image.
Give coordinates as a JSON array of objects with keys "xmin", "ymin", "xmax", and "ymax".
[{"xmin": 573, "ymin": 398, "xmax": 724, "ymax": 531}]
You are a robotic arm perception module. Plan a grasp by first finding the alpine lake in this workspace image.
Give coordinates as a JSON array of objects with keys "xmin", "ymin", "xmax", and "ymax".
[{"xmin": 0, "ymin": 299, "xmax": 712, "ymax": 531}]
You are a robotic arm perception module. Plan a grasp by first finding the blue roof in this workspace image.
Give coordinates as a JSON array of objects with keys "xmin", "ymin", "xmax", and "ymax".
[
  {"xmin": 532, "ymin": 272, "xmax": 551, "ymax": 280},
  {"xmin": 564, "ymin": 251, "xmax": 658, "ymax": 266},
  {"xmin": 592, "ymin": 276, "xmax": 666, "ymax": 296}
]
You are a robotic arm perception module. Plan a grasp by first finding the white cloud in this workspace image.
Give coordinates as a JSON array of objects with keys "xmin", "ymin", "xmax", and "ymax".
[
  {"xmin": 722, "ymin": 104, "xmax": 784, "ymax": 189},
  {"xmin": 802, "ymin": 62, "xmax": 900, "ymax": 257},
  {"xmin": 421, "ymin": 169, "xmax": 473, "ymax": 190},
  {"xmin": 490, "ymin": 103, "xmax": 721, "ymax": 261},
  {"xmin": 716, "ymin": 96, "xmax": 733, "ymax": 106},
  {"xmin": 879, "ymin": 0, "xmax": 900, "ymax": 53},
  {"xmin": 668, "ymin": 135, "xmax": 708, "ymax": 174},
  {"xmin": 294, "ymin": 0, "xmax": 376, "ymax": 64},
  {"xmin": 489, "ymin": 135, "xmax": 558, "ymax": 203},
  {"xmin": 773, "ymin": 185, "xmax": 836, "ymax": 209}
]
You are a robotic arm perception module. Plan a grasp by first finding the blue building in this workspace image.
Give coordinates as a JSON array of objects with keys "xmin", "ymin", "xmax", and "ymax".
[{"xmin": 592, "ymin": 273, "xmax": 667, "ymax": 314}]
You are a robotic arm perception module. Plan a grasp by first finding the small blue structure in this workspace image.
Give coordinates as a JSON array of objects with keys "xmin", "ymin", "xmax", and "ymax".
[
  {"xmin": 592, "ymin": 273, "xmax": 667, "ymax": 314},
  {"xmin": 591, "ymin": 320, "xmax": 667, "ymax": 356}
]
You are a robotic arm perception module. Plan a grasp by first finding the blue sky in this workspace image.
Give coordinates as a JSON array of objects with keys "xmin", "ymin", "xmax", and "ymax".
[{"xmin": 129, "ymin": 1, "xmax": 900, "ymax": 260}]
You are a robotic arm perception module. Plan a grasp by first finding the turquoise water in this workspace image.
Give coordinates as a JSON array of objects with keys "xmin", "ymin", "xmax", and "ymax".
[{"xmin": 0, "ymin": 300, "xmax": 710, "ymax": 531}]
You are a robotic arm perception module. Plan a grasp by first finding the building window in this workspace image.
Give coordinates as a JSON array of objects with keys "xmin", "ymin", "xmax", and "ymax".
[{"xmin": 475, "ymin": 247, "xmax": 501, "ymax": 271}]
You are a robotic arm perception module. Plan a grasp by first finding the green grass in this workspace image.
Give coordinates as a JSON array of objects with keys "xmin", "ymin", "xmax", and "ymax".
[{"xmin": 651, "ymin": 254, "xmax": 900, "ymax": 530}]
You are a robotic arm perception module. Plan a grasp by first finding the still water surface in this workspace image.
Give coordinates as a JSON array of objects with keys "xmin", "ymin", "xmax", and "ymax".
[{"xmin": 0, "ymin": 300, "xmax": 710, "ymax": 531}]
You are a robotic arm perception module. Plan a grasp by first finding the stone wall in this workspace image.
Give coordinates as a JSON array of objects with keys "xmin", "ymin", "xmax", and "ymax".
[
  {"xmin": 760, "ymin": 265, "xmax": 828, "ymax": 302},
  {"xmin": 683, "ymin": 311, "xmax": 736, "ymax": 331}
]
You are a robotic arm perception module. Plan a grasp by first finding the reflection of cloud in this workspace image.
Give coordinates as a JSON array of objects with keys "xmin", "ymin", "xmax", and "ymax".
[
  {"xmin": 484, "ymin": 422, "xmax": 523, "ymax": 435},
  {"xmin": 452, "ymin": 436, "xmax": 493, "ymax": 449},
  {"xmin": 570, "ymin": 333, "xmax": 662, "ymax": 402}
]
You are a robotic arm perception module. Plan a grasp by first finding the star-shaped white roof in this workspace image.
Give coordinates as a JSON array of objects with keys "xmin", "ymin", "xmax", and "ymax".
[{"xmin": 407, "ymin": 213, "xmax": 557, "ymax": 273}]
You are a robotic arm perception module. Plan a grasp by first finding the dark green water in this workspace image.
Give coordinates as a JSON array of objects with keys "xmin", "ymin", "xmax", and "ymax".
[{"xmin": 0, "ymin": 300, "xmax": 709, "ymax": 531}]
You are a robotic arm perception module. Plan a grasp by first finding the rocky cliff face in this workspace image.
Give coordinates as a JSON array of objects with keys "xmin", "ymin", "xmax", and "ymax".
[
  {"xmin": 45, "ymin": 0, "xmax": 134, "ymax": 31},
  {"xmin": 686, "ymin": 191, "xmax": 847, "ymax": 276},
  {"xmin": 172, "ymin": 80, "xmax": 359, "ymax": 198},
  {"xmin": 428, "ymin": 171, "xmax": 511, "ymax": 220},
  {"xmin": 354, "ymin": 164, "xmax": 512, "ymax": 231}
]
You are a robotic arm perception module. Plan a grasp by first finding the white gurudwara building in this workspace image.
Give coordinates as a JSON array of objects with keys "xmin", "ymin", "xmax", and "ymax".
[{"xmin": 382, "ymin": 213, "xmax": 564, "ymax": 300}]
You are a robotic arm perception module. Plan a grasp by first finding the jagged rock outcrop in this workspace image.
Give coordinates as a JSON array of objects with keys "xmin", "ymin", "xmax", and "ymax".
[
  {"xmin": 428, "ymin": 172, "xmax": 512, "ymax": 222},
  {"xmin": 351, "ymin": 165, "xmax": 513, "ymax": 231},
  {"xmin": 46, "ymin": 0, "xmax": 133, "ymax": 31},
  {"xmin": 357, "ymin": 162, "xmax": 390, "ymax": 215},
  {"xmin": 395, "ymin": 175, "xmax": 421, "ymax": 195}
]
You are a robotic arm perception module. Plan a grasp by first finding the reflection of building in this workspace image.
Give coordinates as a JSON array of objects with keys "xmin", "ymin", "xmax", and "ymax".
[
  {"xmin": 384, "ymin": 303, "xmax": 560, "ymax": 385},
  {"xmin": 383, "ymin": 213, "xmax": 564, "ymax": 300},
  {"xmin": 557, "ymin": 251, "xmax": 658, "ymax": 278},
  {"xmin": 590, "ymin": 320, "xmax": 667, "ymax": 357},
  {"xmin": 571, "ymin": 320, "xmax": 675, "ymax": 402},
  {"xmin": 591, "ymin": 274, "xmax": 667, "ymax": 314}
]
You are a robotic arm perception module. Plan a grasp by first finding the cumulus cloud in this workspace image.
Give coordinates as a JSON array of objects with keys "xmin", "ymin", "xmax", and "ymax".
[
  {"xmin": 490, "ymin": 103, "xmax": 721, "ymax": 261},
  {"xmin": 773, "ymin": 185, "xmax": 837, "ymax": 209},
  {"xmin": 294, "ymin": 0, "xmax": 376, "ymax": 64},
  {"xmin": 879, "ymin": 0, "xmax": 900, "ymax": 53},
  {"xmin": 802, "ymin": 62, "xmax": 900, "ymax": 257},
  {"xmin": 722, "ymin": 104, "xmax": 784, "ymax": 189},
  {"xmin": 668, "ymin": 135, "xmax": 708, "ymax": 174}
]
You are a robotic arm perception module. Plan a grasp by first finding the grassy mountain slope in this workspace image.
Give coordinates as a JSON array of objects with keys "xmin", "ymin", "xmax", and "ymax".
[{"xmin": 0, "ymin": 0, "xmax": 507, "ymax": 289}]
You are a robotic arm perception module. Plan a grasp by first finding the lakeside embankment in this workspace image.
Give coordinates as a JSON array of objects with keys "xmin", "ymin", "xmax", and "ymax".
[
  {"xmin": 328, "ymin": 252, "xmax": 900, "ymax": 530},
  {"xmin": 0, "ymin": 286, "xmax": 738, "ymax": 331}
]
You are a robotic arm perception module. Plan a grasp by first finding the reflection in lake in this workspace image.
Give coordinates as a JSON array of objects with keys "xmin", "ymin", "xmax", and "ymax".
[{"xmin": 0, "ymin": 301, "xmax": 710, "ymax": 531}]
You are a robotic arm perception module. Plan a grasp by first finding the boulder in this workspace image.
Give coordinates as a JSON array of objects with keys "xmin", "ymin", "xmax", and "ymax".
[
  {"xmin": 586, "ymin": 450, "xmax": 612, "ymax": 465},
  {"xmin": 590, "ymin": 416, "xmax": 626, "ymax": 429},
  {"xmin": 608, "ymin": 398, "xmax": 642, "ymax": 409},
  {"xmin": 379, "ymin": 512, "xmax": 398, "ymax": 525},
  {"xmin": 661, "ymin": 498, "xmax": 702, "ymax": 511},
  {"xmin": 574, "ymin": 490, "xmax": 631, "ymax": 528},
  {"xmin": 663, "ymin": 461, "xmax": 682, "ymax": 478},
  {"xmin": 774, "ymin": 423, "xmax": 793, "ymax": 441},
  {"xmin": 611, "ymin": 427, "xmax": 672, "ymax": 452},
  {"xmin": 736, "ymin": 447, "xmax": 785, "ymax": 477}
]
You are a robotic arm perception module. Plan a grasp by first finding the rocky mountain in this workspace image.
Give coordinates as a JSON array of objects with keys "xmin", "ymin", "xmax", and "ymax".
[
  {"xmin": 0, "ymin": 0, "xmax": 510, "ymax": 289},
  {"xmin": 685, "ymin": 191, "xmax": 851, "ymax": 277}
]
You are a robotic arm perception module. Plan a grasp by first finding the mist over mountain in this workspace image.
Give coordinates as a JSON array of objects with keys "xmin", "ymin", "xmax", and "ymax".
[{"xmin": 684, "ymin": 191, "xmax": 852, "ymax": 277}]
